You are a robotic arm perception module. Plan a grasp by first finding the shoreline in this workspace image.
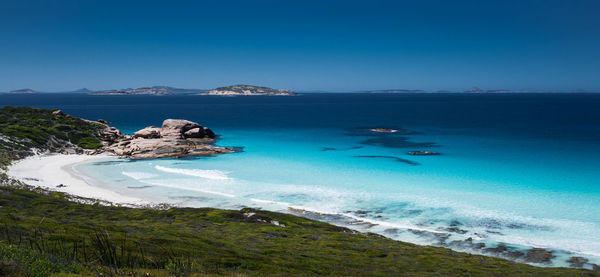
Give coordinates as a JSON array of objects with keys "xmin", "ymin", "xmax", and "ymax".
[
  {"xmin": 6, "ymin": 153, "xmax": 600, "ymax": 269},
  {"xmin": 7, "ymin": 153, "xmax": 147, "ymax": 205}
]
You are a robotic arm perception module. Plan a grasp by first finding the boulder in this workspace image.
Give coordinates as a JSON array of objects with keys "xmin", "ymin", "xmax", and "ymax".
[
  {"xmin": 160, "ymin": 119, "xmax": 202, "ymax": 138},
  {"xmin": 134, "ymin": 126, "xmax": 162, "ymax": 139},
  {"xmin": 183, "ymin": 127, "xmax": 206, "ymax": 138}
]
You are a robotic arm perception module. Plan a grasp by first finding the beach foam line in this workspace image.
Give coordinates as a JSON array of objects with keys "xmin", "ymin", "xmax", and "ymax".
[
  {"xmin": 141, "ymin": 180, "xmax": 236, "ymax": 198},
  {"xmin": 122, "ymin": 171, "xmax": 159, "ymax": 180},
  {"xmin": 249, "ymin": 198, "xmax": 291, "ymax": 207},
  {"xmin": 155, "ymin": 165, "xmax": 230, "ymax": 180}
]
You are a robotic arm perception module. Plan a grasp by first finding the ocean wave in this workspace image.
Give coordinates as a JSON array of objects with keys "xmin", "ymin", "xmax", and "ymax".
[
  {"xmin": 141, "ymin": 179, "xmax": 236, "ymax": 198},
  {"xmin": 122, "ymin": 171, "xmax": 158, "ymax": 180},
  {"xmin": 154, "ymin": 165, "xmax": 230, "ymax": 180}
]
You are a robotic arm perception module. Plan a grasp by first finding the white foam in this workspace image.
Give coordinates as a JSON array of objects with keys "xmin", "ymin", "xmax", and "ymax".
[
  {"xmin": 122, "ymin": 171, "xmax": 158, "ymax": 180},
  {"xmin": 141, "ymin": 179, "xmax": 236, "ymax": 198},
  {"xmin": 155, "ymin": 165, "xmax": 230, "ymax": 180}
]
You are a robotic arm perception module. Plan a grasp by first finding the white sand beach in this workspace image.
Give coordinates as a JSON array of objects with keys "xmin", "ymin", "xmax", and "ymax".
[{"xmin": 7, "ymin": 154, "xmax": 146, "ymax": 205}]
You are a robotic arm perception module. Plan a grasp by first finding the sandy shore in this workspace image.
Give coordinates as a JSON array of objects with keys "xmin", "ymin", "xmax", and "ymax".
[{"xmin": 7, "ymin": 154, "xmax": 146, "ymax": 205}]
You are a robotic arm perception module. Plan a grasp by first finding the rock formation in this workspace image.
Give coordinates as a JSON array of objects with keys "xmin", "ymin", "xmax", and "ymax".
[{"xmin": 105, "ymin": 119, "xmax": 234, "ymax": 159}]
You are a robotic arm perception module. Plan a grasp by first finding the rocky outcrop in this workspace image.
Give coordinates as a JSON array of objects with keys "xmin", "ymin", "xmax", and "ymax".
[{"xmin": 104, "ymin": 119, "xmax": 234, "ymax": 159}]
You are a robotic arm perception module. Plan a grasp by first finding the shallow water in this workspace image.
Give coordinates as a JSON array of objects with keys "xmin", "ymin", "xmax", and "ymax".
[{"xmin": 3, "ymin": 93, "xmax": 600, "ymax": 267}]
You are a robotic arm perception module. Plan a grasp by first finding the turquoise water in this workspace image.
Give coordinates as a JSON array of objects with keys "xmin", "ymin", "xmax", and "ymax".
[{"xmin": 2, "ymin": 93, "xmax": 599, "ymax": 267}]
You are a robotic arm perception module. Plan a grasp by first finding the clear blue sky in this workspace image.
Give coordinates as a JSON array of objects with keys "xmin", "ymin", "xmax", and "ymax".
[{"xmin": 1, "ymin": 0, "xmax": 599, "ymax": 92}]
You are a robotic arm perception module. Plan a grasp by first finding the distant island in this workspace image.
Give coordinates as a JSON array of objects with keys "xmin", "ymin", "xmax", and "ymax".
[
  {"xmin": 90, "ymin": 86, "xmax": 178, "ymax": 95},
  {"xmin": 2, "ymin": 85, "xmax": 597, "ymax": 95},
  {"xmin": 355, "ymin": 89, "xmax": 427, "ymax": 94},
  {"xmin": 462, "ymin": 87, "xmax": 513, "ymax": 93},
  {"xmin": 8, "ymin": 88, "xmax": 37, "ymax": 94},
  {"xmin": 200, "ymin": 84, "xmax": 296, "ymax": 96}
]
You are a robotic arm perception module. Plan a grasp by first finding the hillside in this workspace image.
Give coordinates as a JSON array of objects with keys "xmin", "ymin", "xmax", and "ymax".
[{"xmin": 0, "ymin": 106, "xmax": 114, "ymax": 169}]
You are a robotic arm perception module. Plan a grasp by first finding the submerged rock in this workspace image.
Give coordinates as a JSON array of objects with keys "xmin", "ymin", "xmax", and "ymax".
[
  {"xmin": 408, "ymin": 151, "xmax": 440, "ymax": 156},
  {"xmin": 370, "ymin": 128, "xmax": 398, "ymax": 133},
  {"xmin": 524, "ymin": 248, "xmax": 555, "ymax": 264},
  {"xmin": 567, "ymin": 256, "xmax": 589, "ymax": 268}
]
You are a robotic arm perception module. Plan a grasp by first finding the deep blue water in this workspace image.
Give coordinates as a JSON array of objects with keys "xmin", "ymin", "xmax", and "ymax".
[{"xmin": 2, "ymin": 93, "xmax": 600, "ymax": 267}]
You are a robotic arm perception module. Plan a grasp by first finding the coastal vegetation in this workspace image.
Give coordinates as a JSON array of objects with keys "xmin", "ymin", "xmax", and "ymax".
[
  {"xmin": 0, "ymin": 106, "xmax": 597, "ymax": 276},
  {"xmin": 0, "ymin": 106, "xmax": 106, "ymax": 168}
]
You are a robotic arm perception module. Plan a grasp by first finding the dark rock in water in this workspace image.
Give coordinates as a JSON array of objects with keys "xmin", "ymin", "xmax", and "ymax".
[
  {"xmin": 321, "ymin": 146, "xmax": 363, "ymax": 152},
  {"xmin": 370, "ymin": 128, "xmax": 398, "ymax": 133},
  {"xmin": 441, "ymin": 227, "xmax": 468, "ymax": 234},
  {"xmin": 524, "ymin": 248, "xmax": 555, "ymax": 264},
  {"xmin": 97, "ymin": 119, "xmax": 110, "ymax": 124},
  {"xmin": 482, "ymin": 243, "xmax": 525, "ymax": 259},
  {"xmin": 449, "ymin": 220, "xmax": 462, "ymax": 227},
  {"xmin": 484, "ymin": 244, "xmax": 509, "ymax": 254},
  {"xmin": 347, "ymin": 127, "xmax": 417, "ymax": 136},
  {"xmin": 383, "ymin": 228, "xmax": 400, "ymax": 235},
  {"xmin": 361, "ymin": 136, "xmax": 437, "ymax": 149},
  {"xmin": 505, "ymin": 250, "xmax": 525, "ymax": 259},
  {"xmin": 354, "ymin": 155, "xmax": 420, "ymax": 165},
  {"xmin": 448, "ymin": 238, "xmax": 485, "ymax": 250},
  {"xmin": 408, "ymin": 151, "xmax": 440, "ymax": 156},
  {"xmin": 408, "ymin": 229, "xmax": 450, "ymax": 245},
  {"xmin": 567, "ymin": 256, "xmax": 589, "ymax": 268}
]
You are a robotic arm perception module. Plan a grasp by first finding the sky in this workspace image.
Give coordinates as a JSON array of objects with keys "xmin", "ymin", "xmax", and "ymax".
[{"xmin": 1, "ymin": 0, "xmax": 599, "ymax": 92}]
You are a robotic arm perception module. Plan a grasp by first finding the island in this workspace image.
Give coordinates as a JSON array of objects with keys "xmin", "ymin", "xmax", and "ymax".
[
  {"xmin": 200, "ymin": 84, "xmax": 297, "ymax": 96},
  {"xmin": 90, "ymin": 86, "xmax": 178, "ymax": 95},
  {"xmin": 8, "ymin": 88, "xmax": 37, "ymax": 94},
  {"xmin": 0, "ymin": 106, "xmax": 594, "ymax": 276}
]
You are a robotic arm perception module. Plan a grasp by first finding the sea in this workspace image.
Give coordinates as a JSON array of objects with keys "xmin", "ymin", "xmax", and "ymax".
[{"xmin": 2, "ymin": 92, "xmax": 599, "ymax": 267}]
